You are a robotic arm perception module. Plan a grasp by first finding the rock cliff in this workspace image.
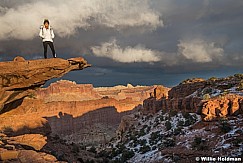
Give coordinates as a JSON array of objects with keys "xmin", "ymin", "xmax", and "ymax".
[
  {"xmin": 2, "ymin": 80, "xmax": 163, "ymax": 146},
  {"xmin": 143, "ymin": 75, "xmax": 243, "ymax": 121},
  {"xmin": 0, "ymin": 56, "xmax": 95, "ymax": 162},
  {"xmin": 0, "ymin": 56, "xmax": 90, "ymax": 113}
]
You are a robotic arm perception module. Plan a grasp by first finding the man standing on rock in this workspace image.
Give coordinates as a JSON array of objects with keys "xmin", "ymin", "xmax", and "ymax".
[{"xmin": 39, "ymin": 19, "xmax": 57, "ymax": 59}]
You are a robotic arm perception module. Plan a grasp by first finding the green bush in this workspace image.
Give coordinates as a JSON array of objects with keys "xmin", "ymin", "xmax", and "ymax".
[
  {"xmin": 173, "ymin": 127, "xmax": 182, "ymax": 135},
  {"xmin": 139, "ymin": 145, "xmax": 151, "ymax": 154},
  {"xmin": 169, "ymin": 110, "xmax": 178, "ymax": 117},
  {"xmin": 165, "ymin": 121, "xmax": 172, "ymax": 130},
  {"xmin": 219, "ymin": 120, "xmax": 232, "ymax": 133},
  {"xmin": 182, "ymin": 112, "xmax": 191, "ymax": 119},
  {"xmin": 203, "ymin": 93, "xmax": 211, "ymax": 100},
  {"xmin": 232, "ymin": 139, "xmax": 243, "ymax": 147},
  {"xmin": 237, "ymin": 82, "xmax": 243, "ymax": 91},
  {"xmin": 139, "ymin": 139, "xmax": 147, "ymax": 146},
  {"xmin": 182, "ymin": 113, "xmax": 197, "ymax": 126},
  {"xmin": 97, "ymin": 150, "xmax": 111, "ymax": 159},
  {"xmin": 163, "ymin": 137, "xmax": 176, "ymax": 147},
  {"xmin": 178, "ymin": 120, "xmax": 184, "ymax": 126},
  {"xmin": 120, "ymin": 150, "xmax": 135, "ymax": 162},
  {"xmin": 192, "ymin": 137, "xmax": 208, "ymax": 151},
  {"xmin": 88, "ymin": 146, "xmax": 96, "ymax": 154},
  {"xmin": 149, "ymin": 131, "xmax": 164, "ymax": 146},
  {"xmin": 28, "ymin": 93, "xmax": 36, "ymax": 99},
  {"xmin": 234, "ymin": 73, "xmax": 243, "ymax": 79},
  {"xmin": 209, "ymin": 77, "xmax": 218, "ymax": 81},
  {"xmin": 158, "ymin": 137, "xmax": 176, "ymax": 150}
]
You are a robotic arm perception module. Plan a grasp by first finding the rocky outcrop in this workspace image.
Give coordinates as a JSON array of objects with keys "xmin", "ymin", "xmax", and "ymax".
[
  {"xmin": 0, "ymin": 56, "xmax": 90, "ymax": 113},
  {"xmin": 201, "ymin": 94, "xmax": 243, "ymax": 121},
  {"xmin": 143, "ymin": 75, "xmax": 243, "ymax": 121},
  {"xmin": 0, "ymin": 56, "xmax": 91, "ymax": 162},
  {"xmin": 7, "ymin": 134, "xmax": 47, "ymax": 151},
  {"xmin": 168, "ymin": 78, "xmax": 206, "ymax": 99}
]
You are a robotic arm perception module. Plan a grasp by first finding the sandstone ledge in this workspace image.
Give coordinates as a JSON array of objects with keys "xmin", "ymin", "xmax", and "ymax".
[{"xmin": 0, "ymin": 56, "xmax": 90, "ymax": 112}]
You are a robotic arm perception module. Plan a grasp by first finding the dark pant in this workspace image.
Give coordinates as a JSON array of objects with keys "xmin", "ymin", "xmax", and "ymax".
[{"xmin": 43, "ymin": 41, "xmax": 56, "ymax": 59}]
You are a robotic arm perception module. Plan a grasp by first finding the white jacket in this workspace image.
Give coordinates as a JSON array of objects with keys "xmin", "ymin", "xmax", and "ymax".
[{"xmin": 39, "ymin": 25, "xmax": 55, "ymax": 42}]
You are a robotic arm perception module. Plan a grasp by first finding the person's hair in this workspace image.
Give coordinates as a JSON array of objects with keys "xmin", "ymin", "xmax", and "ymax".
[{"xmin": 43, "ymin": 19, "xmax": 49, "ymax": 25}]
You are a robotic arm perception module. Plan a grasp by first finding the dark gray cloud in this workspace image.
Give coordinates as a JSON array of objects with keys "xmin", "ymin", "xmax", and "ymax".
[{"xmin": 0, "ymin": 0, "xmax": 242, "ymax": 86}]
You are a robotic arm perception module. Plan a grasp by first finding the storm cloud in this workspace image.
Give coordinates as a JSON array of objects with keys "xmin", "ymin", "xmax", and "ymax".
[
  {"xmin": 0, "ymin": 0, "xmax": 242, "ymax": 86},
  {"xmin": 0, "ymin": 0, "xmax": 162, "ymax": 40}
]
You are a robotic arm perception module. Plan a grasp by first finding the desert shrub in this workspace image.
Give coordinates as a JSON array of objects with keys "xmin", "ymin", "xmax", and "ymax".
[
  {"xmin": 203, "ymin": 88, "xmax": 213, "ymax": 94},
  {"xmin": 163, "ymin": 137, "xmax": 176, "ymax": 147},
  {"xmin": 173, "ymin": 127, "xmax": 182, "ymax": 135},
  {"xmin": 182, "ymin": 112, "xmax": 191, "ymax": 119},
  {"xmin": 138, "ymin": 128, "xmax": 146, "ymax": 137},
  {"xmin": 111, "ymin": 148, "xmax": 119, "ymax": 158},
  {"xmin": 234, "ymin": 74, "xmax": 243, "ymax": 79},
  {"xmin": 152, "ymin": 146, "xmax": 157, "ymax": 150},
  {"xmin": 182, "ymin": 113, "xmax": 197, "ymax": 126},
  {"xmin": 28, "ymin": 93, "xmax": 36, "ymax": 99},
  {"xmin": 146, "ymin": 126, "xmax": 151, "ymax": 133},
  {"xmin": 134, "ymin": 114, "xmax": 140, "ymax": 119},
  {"xmin": 232, "ymin": 139, "xmax": 243, "ymax": 147},
  {"xmin": 160, "ymin": 116, "xmax": 164, "ymax": 121},
  {"xmin": 165, "ymin": 121, "xmax": 172, "ymax": 131},
  {"xmin": 178, "ymin": 120, "xmax": 184, "ymax": 127},
  {"xmin": 150, "ymin": 131, "xmax": 160, "ymax": 141},
  {"xmin": 120, "ymin": 150, "xmax": 135, "ymax": 162},
  {"xmin": 97, "ymin": 150, "xmax": 111, "ymax": 159},
  {"xmin": 88, "ymin": 146, "xmax": 96, "ymax": 154},
  {"xmin": 72, "ymin": 143, "xmax": 80, "ymax": 153},
  {"xmin": 139, "ymin": 139, "xmax": 147, "ymax": 146},
  {"xmin": 192, "ymin": 137, "xmax": 208, "ymax": 150},
  {"xmin": 85, "ymin": 159, "xmax": 95, "ymax": 163},
  {"xmin": 219, "ymin": 120, "xmax": 232, "ymax": 133},
  {"xmin": 158, "ymin": 137, "xmax": 176, "ymax": 150},
  {"xmin": 237, "ymin": 82, "xmax": 243, "ymax": 91},
  {"xmin": 139, "ymin": 145, "xmax": 151, "ymax": 154},
  {"xmin": 169, "ymin": 110, "xmax": 178, "ymax": 117},
  {"xmin": 149, "ymin": 131, "xmax": 163, "ymax": 145},
  {"xmin": 209, "ymin": 77, "xmax": 218, "ymax": 81},
  {"xmin": 203, "ymin": 94, "xmax": 211, "ymax": 100}
]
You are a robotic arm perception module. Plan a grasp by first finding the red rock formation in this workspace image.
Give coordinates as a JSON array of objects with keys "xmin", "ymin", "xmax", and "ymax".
[
  {"xmin": 37, "ymin": 80, "xmax": 101, "ymax": 102},
  {"xmin": 1, "ymin": 80, "xmax": 164, "ymax": 146},
  {"xmin": 37, "ymin": 81, "xmax": 158, "ymax": 103},
  {"xmin": 201, "ymin": 94, "xmax": 243, "ymax": 121},
  {"xmin": 168, "ymin": 78, "xmax": 205, "ymax": 99},
  {"xmin": 0, "ymin": 56, "xmax": 90, "ymax": 112},
  {"xmin": 142, "ymin": 76, "xmax": 243, "ymax": 121}
]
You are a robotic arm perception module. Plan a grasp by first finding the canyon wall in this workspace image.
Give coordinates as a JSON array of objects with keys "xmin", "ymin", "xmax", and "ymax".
[
  {"xmin": 143, "ymin": 76, "xmax": 243, "ymax": 120},
  {"xmin": 2, "ymin": 79, "xmax": 168, "ymax": 146}
]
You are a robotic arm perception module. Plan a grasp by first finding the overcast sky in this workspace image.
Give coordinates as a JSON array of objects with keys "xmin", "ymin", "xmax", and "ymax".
[{"xmin": 0, "ymin": 0, "xmax": 242, "ymax": 87}]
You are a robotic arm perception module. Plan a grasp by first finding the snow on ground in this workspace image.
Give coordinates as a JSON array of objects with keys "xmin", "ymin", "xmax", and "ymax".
[{"xmin": 108, "ymin": 110, "xmax": 201, "ymax": 162}]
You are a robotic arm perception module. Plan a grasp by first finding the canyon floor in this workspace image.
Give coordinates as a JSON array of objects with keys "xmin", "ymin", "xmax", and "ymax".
[{"xmin": 0, "ymin": 57, "xmax": 242, "ymax": 163}]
